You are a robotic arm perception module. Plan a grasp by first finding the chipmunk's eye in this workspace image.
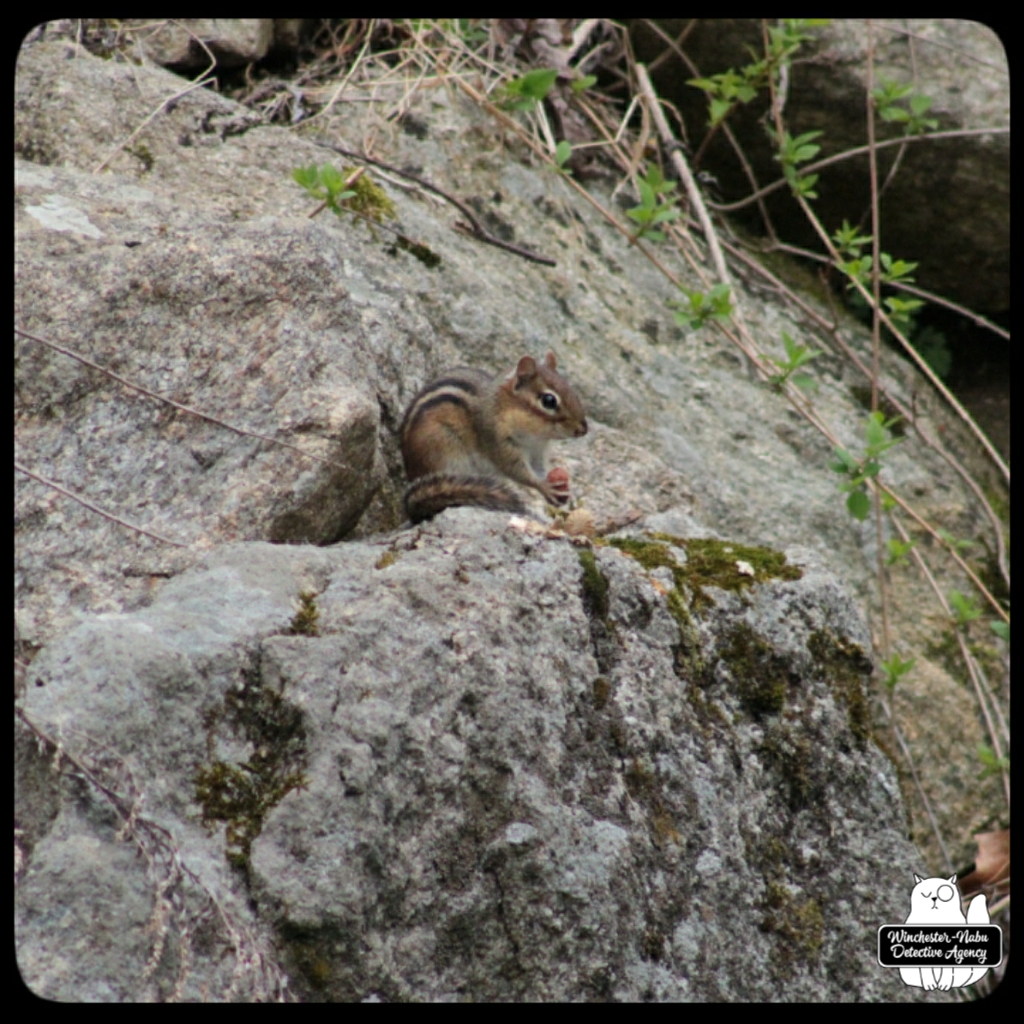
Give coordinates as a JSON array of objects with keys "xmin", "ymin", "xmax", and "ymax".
[{"xmin": 541, "ymin": 392, "xmax": 559, "ymax": 411}]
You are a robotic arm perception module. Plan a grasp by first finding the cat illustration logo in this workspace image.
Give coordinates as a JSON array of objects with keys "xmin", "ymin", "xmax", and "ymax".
[{"xmin": 879, "ymin": 873, "xmax": 998, "ymax": 991}]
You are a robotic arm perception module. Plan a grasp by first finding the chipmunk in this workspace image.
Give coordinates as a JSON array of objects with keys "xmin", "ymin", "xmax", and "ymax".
[{"xmin": 400, "ymin": 351, "xmax": 588, "ymax": 523}]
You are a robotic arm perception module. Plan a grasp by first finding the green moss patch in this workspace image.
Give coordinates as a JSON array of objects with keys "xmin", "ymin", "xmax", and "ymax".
[
  {"xmin": 195, "ymin": 685, "xmax": 309, "ymax": 869},
  {"xmin": 761, "ymin": 881, "xmax": 824, "ymax": 970},
  {"xmin": 577, "ymin": 548, "xmax": 610, "ymax": 619},
  {"xmin": 624, "ymin": 757, "xmax": 682, "ymax": 847},
  {"xmin": 719, "ymin": 622, "xmax": 792, "ymax": 717},
  {"xmin": 807, "ymin": 630, "xmax": 872, "ymax": 744},
  {"xmin": 610, "ymin": 533, "xmax": 801, "ymax": 615},
  {"xmin": 288, "ymin": 590, "xmax": 320, "ymax": 636}
]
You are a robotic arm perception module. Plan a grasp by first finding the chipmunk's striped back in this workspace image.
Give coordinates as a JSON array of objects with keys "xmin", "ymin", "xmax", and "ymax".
[{"xmin": 400, "ymin": 368, "xmax": 493, "ymax": 482}]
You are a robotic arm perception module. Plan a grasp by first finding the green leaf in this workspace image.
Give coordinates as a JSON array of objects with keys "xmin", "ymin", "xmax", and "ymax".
[
  {"xmin": 910, "ymin": 93, "xmax": 933, "ymax": 116},
  {"xmin": 879, "ymin": 106, "xmax": 908, "ymax": 123},
  {"xmin": 794, "ymin": 173, "xmax": 818, "ymax": 197},
  {"xmin": 949, "ymin": 588, "xmax": 982, "ymax": 625},
  {"xmin": 977, "ymin": 743, "xmax": 1009, "ymax": 779},
  {"xmin": 833, "ymin": 219, "xmax": 873, "ymax": 257},
  {"xmin": 293, "ymin": 165, "xmax": 319, "ymax": 190},
  {"xmin": 554, "ymin": 140, "xmax": 573, "ymax": 168},
  {"xmin": 846, "ymin": 489, "xmax": 871, "ymax": 520},
  {"xmin": 319, "ymin": 163, "xmax": 344, "ymax": 193},
  {"xmin": 829, "ymin": 446, "xmax": 858, "ymax": 474},
  {"xmin": 937, "ymin": 528, "xmax": 974, "ymax": 553},
  {"xmin": 789, "ymin": 130, "xmax": 823, "ymax": 154},
  {"xmin": 709, "ymin": 98, "xmax": 732, "ymax": 125},
  {"xmin": 793, "ymin": 143, "xmax": 821, "ymax": 163},
  {"xmin": 571, "ymin": 74, "xmax": 597, "ymax": 93},
  {"xmin": 517, "ymin": 67, "xmax": 559, "ymax": 100},
  {"xmin": 911, "ymin": 327, "xmax": 952, "ymax": 378},
  {"xmin": 880, "ymin": 652, "xmax": 915, "ymax": 690},
  {"xmin": 885, "ymin": 538, "xmax": 916, "ymax": 566},
  {"xmin": 864, "ymin": 414, "xmax": 888, "ymax": 449}
]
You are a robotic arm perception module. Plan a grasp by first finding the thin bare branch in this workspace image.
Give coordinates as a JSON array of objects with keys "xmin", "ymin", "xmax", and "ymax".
[
  {"xmin": 296, "ymin": 20, "xmax": 375, "ymax": 129},
  {"xmin": 15, "ymin": 459, "xmax": 187, "ymax": 547},
  {"xmin": 15, "ymin": 327, "xmax": 352, "ymax": 474},
  {"xmin": 862, "ymin": 19, "xmax": 892, "ymax": 653},
  {"xmin": 635, "ymin": 63, "xmax": 730, "ymax": 288},
  {"xmin": 709, "ymin": 127, "xmax": 1009, "ymax": 213},
  {"xmin": 16, "ymin": 708, "xmax": 292, "ymax": 1000},
  {"xmin": 311, "ymin": 137, "xmax": 556, "ymax": 266},
  {"xmin": 92, "ymin": 22, "xmax": 218, "ymax": 174}
]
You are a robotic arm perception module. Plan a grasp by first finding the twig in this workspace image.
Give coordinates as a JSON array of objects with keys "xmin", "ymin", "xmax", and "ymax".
[
  {"xmin": 878, "ymin": 480, "xmax": 1007, "ymax": 622},
  {"xmin": 297, "ymin": 19, "xmax": 376, "ymax": 129},
  {"xmin": 634, "ymin": 63, "xmax": 730, "ymax": 289},
  {"xmin": 16, "ymin": 708, "xmax": 292, "ymax": 1001},
  {"xmin": 762, "ymin": 238, "xmax": 1009, "ymax": 339},
  {"xmin": 756, "ymin": 89, "xmax": 1010, "ymax": 487},
  {"xmin": 515, "ymin": 56, "xmax": 1011, "ymax": 604},
  {"xmin": 455, "ymin": 75, "xmax": 686, "ymax": 289},
  {"xmin": 863, "ymin": 20, "xmax": 892, "ymax": 654},
  {"xmin": 645, "ymin": 19, "xmax": 698, "ymax": 76},
  {"xmin": 566, "ymin": 19, "xmax": 602, "ymax": 65},
  {"xmin": 448, "ymin": 219, "xmax": 556, "ymax": 265},
  {"xmin": 310, "ymin": 137, "xmax": 557, "ymax": 265},
  {"xmin": 633, "ymin": 61, "xmax": 756, "ymax": 375},
  {"xmin": 15, "ymin": 460, "xmax": 187, "ymax": 547},
  {"xmin": 956, "ymin": 634, "xmax": 1011, "ymax": 809},
  {"xmin": 708, "ymin": 128, "xmax": 1010, "ymax": 214},
  {"xmin": 92, "ymin": 21, "xmax": 218, "ymax": 175},
  {"xmin": 639, "ymin": 18, "xmax": 779, "ymax": 242},
  {"xmin": 723, "ymin": 238, "xmax": 1009, "ymax": 591},
  {"xmin": 876, "ymin": 693, "xmax": 956, "ymax": 875},
  {"xmin": 15, "ymin": 327, "xmax": 354, "ymax": 474}
]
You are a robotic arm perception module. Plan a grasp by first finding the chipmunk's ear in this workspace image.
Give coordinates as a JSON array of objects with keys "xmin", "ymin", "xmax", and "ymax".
[
  {"xmin": 514, "ymin": 355, "xmax": 538, "ymax": 380},
  {"xmin": 542, "ymin": 350, "xmax": 558, "ymax": 371}
]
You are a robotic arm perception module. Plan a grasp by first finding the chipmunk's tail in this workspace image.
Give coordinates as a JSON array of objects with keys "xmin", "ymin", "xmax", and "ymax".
[{"xmin": 403, "ymin": 474, "xmax": 526, "ymax": 523}]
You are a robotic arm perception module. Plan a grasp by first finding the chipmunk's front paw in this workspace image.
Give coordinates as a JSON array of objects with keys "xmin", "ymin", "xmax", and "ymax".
[{"xmin": 545, "ymin": 466, "xmax": 571, "ymax": 504}]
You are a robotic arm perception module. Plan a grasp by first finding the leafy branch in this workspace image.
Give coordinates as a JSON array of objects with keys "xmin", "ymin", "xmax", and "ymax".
[
  {"xmin": 626, "ymin": 165, "xmax": 682, "ymax": 243},
  {"xmin": 767, "ymin": 331, "xmax": 820, "ymax": 390},
  {"xmin": 777, "ymin": 129, "xmax": 823, "ymax": 199},
  {"xmin": 499, "ymin": 67, "xmax": 559, "ymax": 111},
  {"xmin": 688, "ymin": 18, "xmax": 830, "ymax": 128},
  {"xmin": 828, "ymin": 410, "xmax": 903, "ymax": 521},
  {"xmin": 671, "ymin": 283, "xmax": 734, "ymax": 330},
  {"xmin": 293, "ymin": 163, "xmax": 395, "ymax": 224},
  {"xmin": 872, "ymin": 78, "xmax": 939, "ymax": 136},
  {"xmin": 880, "ymin": 652, "xmax": 916, "ymax": 691}
]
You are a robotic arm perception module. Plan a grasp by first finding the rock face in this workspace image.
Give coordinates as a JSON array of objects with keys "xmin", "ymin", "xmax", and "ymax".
[
  {"xmin": 14, "ymin": 32, "xmax": 1003, "ymax": 663},
  {"xmin": 16, "ymin": 23, "xmax": 998, "ymax": 1001},
  {"xmin": 17, "ymin": 513, "xmax": 920, "ymax": 1000}
]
